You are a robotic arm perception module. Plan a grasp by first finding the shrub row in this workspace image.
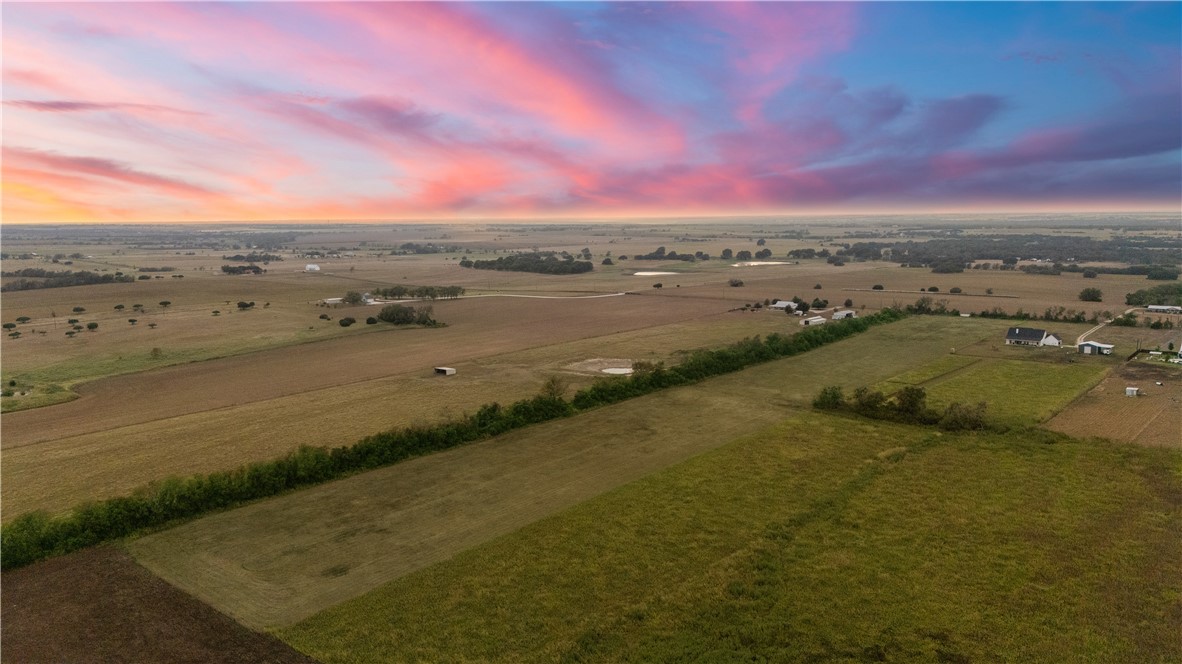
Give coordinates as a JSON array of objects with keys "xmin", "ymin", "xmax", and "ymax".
[
  {"xmin": 813, "ymin": 384, "xmax": 992, "ymax": 432},
  {"xmin": 1, "ymin": 309, "xmax": 906, "ymax": 570}
]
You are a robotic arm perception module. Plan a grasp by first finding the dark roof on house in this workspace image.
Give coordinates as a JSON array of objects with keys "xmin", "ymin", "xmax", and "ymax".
[{"xmin": 1006, "ymin": 327, "xmax": 1047, "ymax": 342}]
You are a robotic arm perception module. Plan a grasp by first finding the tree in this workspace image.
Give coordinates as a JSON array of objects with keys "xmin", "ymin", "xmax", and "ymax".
[
  {"xmin": 540, "ymin": 375, "xmax": 569, "ymax": 399},
  {"xmin": 339, "ymin": 317, "xmax": 356, "ymax": 327},
  {"xmin": 813, "ymin": 283, "xmax": 822, "ymax": 289},
  {"xmin": 872, "ymin": 284, "xmax": 884, "ymax": 290},
  {"xmin": 601, "ymin": 258, "xmax": 614, "ymax": 266},
  {"xmin": 343, "ymin": 291, "xmax": 364, "ymax": 305},
  {"xmin": 72, "ymin": 306, "xmax": 86, "ymax": 313},
  {"xmin": 15, "ymin": 316, "xmax": 30, "ymax": 324},
  {"xmin": 894, "ymin": 386, "xmax": 927, "ymax": 420},
  {"xmin": 86, "ymin": 322, "xmax": 98, "ymax": 331},
  {"xmin": 928, "ymin": 286, "xmax": 940, "ymax": 292},
  {"xmin": 720, "ymin": 248, "xmax": 733, "ymax": 259},
  {"xmin": 237, "ymin": 301, "xmax": 255, "ymax": 310},
  {"xmin": 148, "ymin": 323, "xmax": 158, "ymax": 329},
  {"xmin": 159, "ymin": 301, "xmax": 171, "ymax": 309},
  {"xmin": 133, "ymin": 304, "xmax": 144, "ymax": 311},
  {"xmin": 735, "ymin": 250, "xmax": 753, "ymax": 260},
  {"xmin": 653, "ymin": 283, "xmax": 663, "ymax": 289},
  {"xmin": 1079, "ymin": 288, "xmax": 1103, "ymax": 302},
  {"xmin": 844, "ymin": 299, "xmax": 853, "ymax": 307},
  {"xmin": 949, "ymin": 287, "xmax": 962, "ymax": 293},
  {"xmin": 1082, "ymin": 269, "xmax": 1098, "ymax": 278},
  {"xmin": 366, "ymin": 317, "xmax": 378, "ymax": 325},
  {"xmin": 985, "ymin": 288, "xmax": 994, "ymax": 295},
  {"xmin": 756, "ymin": 238, "xmax": 766, "ymax": 246},
  {"xmin": 114, "ymin": 304, "xmax": 125, "ymax": 311},
  {"xmin": 128, "ymin": 319, "xmax": 138, "ymax": 325},
  {"xmin": 2, "ymin": 323, "xmax": 15, "ymax": 330},
  {"xmin": 813, "ymin": 385, "xmax": 845, "ymax": 410},
  {"xmin": 728, "ymin": 278, "xmax": 744, "ymax": 287}
]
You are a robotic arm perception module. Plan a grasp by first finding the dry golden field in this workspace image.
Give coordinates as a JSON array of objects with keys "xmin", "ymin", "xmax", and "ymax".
[{"xmin": 1046, "ymin": 361, "xmax": 1182, "ymax": 448}]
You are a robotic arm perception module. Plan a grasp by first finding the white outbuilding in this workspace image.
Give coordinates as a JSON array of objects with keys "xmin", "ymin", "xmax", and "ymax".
[
  {"xmin": 305, "ymin": 264, "xmax": 321, "ymax": 272},
  {"xmin": 800, "ymin": 315, "xmax": 827, "ymax": 326},
  {"xmin": 769, "ymin": 300, "xmax": 797, "ymax": 311},
  {"xmin": 831, "ymin": 310, "xmax": 857, "ymax": 320},
  {"xmin": 434, "ymin": 367, "xmax": 457, "ymax": 376},
  {"xmin": 1125, "ymin": 386, "xmax": 1140, "ymax": 397}
]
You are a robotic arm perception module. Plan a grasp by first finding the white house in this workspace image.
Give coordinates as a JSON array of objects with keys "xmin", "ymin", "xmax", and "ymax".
[
  {"xmin": 304, "ymin": 264, "xmax": 321, "ymax": 272},
  {"xmin": 1005, "ymin": 327, "xmax": 1060, "ymax": 347},
  {"xmin": 831, "ymin": 310, "xmax": 857, "ymax": 320},
  {"xmin": 800, "ymin": 315, "xmax": 827, "ymax": 326},
  {"xmin": 1078, "ymin": 341, "xmax": 1114, "ymax": 355},
  {"xmin": 769, "ymin": 300, "xmax": 797, "ymax": 311}
]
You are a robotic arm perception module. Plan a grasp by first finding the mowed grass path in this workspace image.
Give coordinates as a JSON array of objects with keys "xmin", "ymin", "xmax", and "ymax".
[
  {"xmin": 128, "ymin": 316, "xmax": 1002, "ymax": 629},
  {"xmin": 281, "ymin": 414, "xmax": 1182, "ymax": 663}
]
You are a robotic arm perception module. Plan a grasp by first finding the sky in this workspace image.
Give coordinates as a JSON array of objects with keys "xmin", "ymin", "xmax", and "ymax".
[{"xmin": 3, "ymin": 1, "xmax": 1180, "ymax": 223}]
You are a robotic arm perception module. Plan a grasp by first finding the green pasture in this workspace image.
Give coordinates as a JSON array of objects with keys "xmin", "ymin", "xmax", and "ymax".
[
  {"xmin": 922, "ymin": 359, "xmax": 1109, "ymax": 427},
  {"xmin": 281, "ymin": 412, "xmax": 1181, "ymax": 663}
]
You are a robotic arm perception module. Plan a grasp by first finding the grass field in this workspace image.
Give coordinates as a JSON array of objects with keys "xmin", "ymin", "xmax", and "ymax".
[
  {"xmin": 279, "ymin": 412, "xmax": 1182, "ymax": 663},
  {"xmin": 919, "ymin": 358, "xmax": 1109, "ymax": 427},
  {"xmin": 127, "ymin": 316, "xmax": 1001, "ymax": 629}
]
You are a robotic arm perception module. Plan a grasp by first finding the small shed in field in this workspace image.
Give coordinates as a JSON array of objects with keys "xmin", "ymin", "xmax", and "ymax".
[
  {"xmin": 1079, "ymin": 341, "xmax": 1114, "ymax": 355},
  {"xmin": 434, "ymin": 367, "xmax": 457, "ymax": 376},
  {"xmin": 800, "ymin": 315, "xmax": 826, "ymax": 326},
  {"xmin": 1125, "ymin": 386, "xmax": 1139, "ymax": 397},
  {"xmin": 305, "ymin": 264, "xmax": 321, "ymax": 272},
  {"xmin": 831, "ymin": 309, "xmax": 857, "ymax": 320}
]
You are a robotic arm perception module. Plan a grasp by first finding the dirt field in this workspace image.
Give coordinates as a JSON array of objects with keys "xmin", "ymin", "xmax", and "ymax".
[
  {"xmin": 2, "ymin": 300, "xmax": 797, "ymax": 518},
  {"xmin": 1046, "ymin": 361, "xmax": 1182, "ymax": 447},
  {"xmin": 128, "ymin": 316, "xmax": 1002, "ymax": 629},
  {"xmin": 0, "ymin": 546, "xmax": 316, "ymax": 664}
]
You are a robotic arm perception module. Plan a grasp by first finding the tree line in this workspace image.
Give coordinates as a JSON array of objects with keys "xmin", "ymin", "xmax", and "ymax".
[
  {"xmin": 0, "ymin": 308, "xmax": 906, "ymax": 570},
  {"xmin": 460, "ymin": 253, "xmax": 593, "ymax": 274},
  {"xmin": 0, "ymin": 269, "xmax": 135, "ymax": 292},
  {"xmin": 370, "ymin": 285, "xmax": 464, "ymax": 300}
]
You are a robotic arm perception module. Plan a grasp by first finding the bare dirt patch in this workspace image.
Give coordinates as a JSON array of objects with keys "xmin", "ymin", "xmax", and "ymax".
[
  {"xmin": 565, "ymin": 357, "xmax": 636, "ymax": 374},
  {"xmin": 0, "ymin": 545, "xmax": 316, "ymax": 664},
  {"xmin": 1045, "ymin": 362, "xmax": 1182, "ymax": 448}
]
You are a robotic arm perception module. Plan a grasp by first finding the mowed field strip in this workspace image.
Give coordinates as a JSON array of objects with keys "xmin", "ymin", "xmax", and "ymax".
[
  {"xmin": 2, "ymin": 310, "xmax": 794, "ymax": 517},
  {"xmin": 129, "ymin": 317, "xmax": 1005, "ymax": 629},
  {"xmin": 278, "ymin": 413, "xmax": 1182, "ymax": 664}
]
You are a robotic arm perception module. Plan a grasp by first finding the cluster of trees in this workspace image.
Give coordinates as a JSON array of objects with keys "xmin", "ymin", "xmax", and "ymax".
[
  {"xmin": 222, "ymin": 253, "xmax": 282, "ymax": 262},
  {"xmin": 394, "ymin": 242, "xmax": 461, "ymax": 255},
  {"xmin": 813, "ymin": 385, "xmax": 990, "ymax": 431},
  {"xmin": 632, "ymin": 246, "xmax": 705, "ymax": 262},
  {"xmin": 460, "ymin": 253, "xmax": 593, "ymax": 275},
  {"xmin": 837, "ymin": 235, "xmax": 1180, "ymax": 270},
  {"xmin": 1125, "ymin": 283, "xmax": 1182, "ymax": 306},
  {"xmin": 1064, "ymin": 264, "xmax": 1179, "ymax": 280},
  {"xmin": 369, "ymin": 285, "xmax": 464, "ymax": 300},
  {"xmin": 787, "ymin": 248, "xmax": 831, "ymax": 259},
  {"xmin": 376, "ymin": 304, "xmax": 439, "ymax": 326},
  {"xmin": 136, "ymin": 266, "xmax": 177, "ymax": 273},
  {"xmin": 0, "ymin": 308, "xmax": 908, "ymax": 570},
  {"xmin": 221, "ymin": 265, "xmax": 263, "ymax": 275},
  {"xmin": 906, "ymin": 297, "xmax": 1108, "ymax": 324},
  {"xmin": 1079, "ymin": 288, "xmax": 1103, "ymax": 302},
  {"xmin": 0, "ymin": 269, "xmax": 135, "ymax": 292}
]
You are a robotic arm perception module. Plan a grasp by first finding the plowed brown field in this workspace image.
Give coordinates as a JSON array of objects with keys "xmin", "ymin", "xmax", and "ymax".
[{"xmin": 0, "ymin": 546, "xmax": 317, "ymax": 664}]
